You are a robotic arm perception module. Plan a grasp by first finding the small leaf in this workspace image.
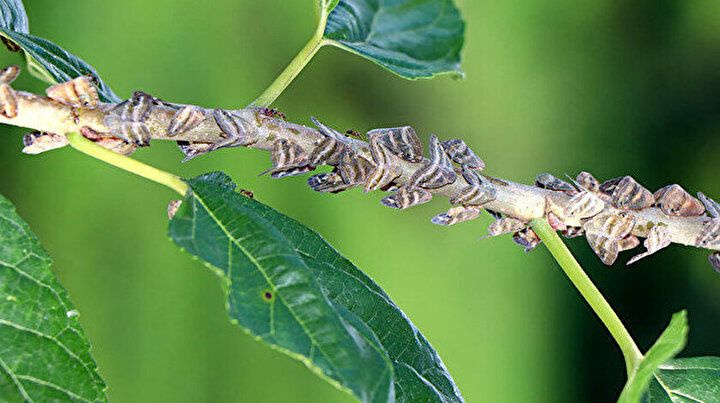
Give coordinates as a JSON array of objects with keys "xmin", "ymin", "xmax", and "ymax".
[
  {"xmin": 319, "ymin": 0, "xmax": 340, "ymax": 14},
  {"xmin": 169, "ymin": 172, "xmax": 463, "ymax": 402},
  {"xmin": 0, "ymin": 0, "xmax": 119, "ymax": 102},
  {"xmin": 0, "ymin": 193, "xmax": 107, "ymax": 401},
  {"xmin": 323, "ymin": 0, "xmax": 465, "ymax": 79},
  {"xmin": 618, "ymin": 311, "xmax": 689, "ymax": 402},
  {"xmin": 645, "ymin": 357, "xmax": 720, "ymax": 402}
]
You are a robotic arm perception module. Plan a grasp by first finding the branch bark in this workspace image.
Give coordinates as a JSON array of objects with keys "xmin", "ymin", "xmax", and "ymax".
[{"xmin": 2, "ymin": 86, "xmax": 719, "ymax": 262}]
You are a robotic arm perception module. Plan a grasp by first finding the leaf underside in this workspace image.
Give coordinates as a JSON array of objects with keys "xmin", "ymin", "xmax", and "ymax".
[
  {"xmin": 324, "ymin": 0, "xmax": 465, "ymax": 79},
  {"xmin": 0, "ymin": 0, "xmax": 119, "ymax": 102},
  {"xmin": 0, "ymin": 194, "xmax": 106, "ymax": 402},
  {"xmin": 169, "ymin": 172, "xmax": 463, "ymax": 402}
]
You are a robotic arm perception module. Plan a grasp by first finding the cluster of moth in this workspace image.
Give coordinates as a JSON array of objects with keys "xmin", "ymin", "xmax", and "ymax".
[
  {"xmin": 5, "ymin": 67, "xmax": 719, "ymax": 272},
  {"xmin": 538, "ymin": 172, "xmax": 720, "ymax": 270}
]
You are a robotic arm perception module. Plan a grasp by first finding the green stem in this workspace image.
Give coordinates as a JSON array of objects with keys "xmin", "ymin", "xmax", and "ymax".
[
  {"xmin": 66, "ymin": 132, "xmax": 188, "ymax": 196},
  {"xmin": 531, "ymin": 218, "xmax": 643, "ymax": 376},
  {"xmin": 249, "ymin": 17, "xmax": 328, "ymax": 107}
]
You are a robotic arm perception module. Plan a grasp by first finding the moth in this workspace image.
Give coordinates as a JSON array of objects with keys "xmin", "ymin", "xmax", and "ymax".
[
  {"xmin": 583, "ymin": 211, "xmax": 636, "ymax": 240},
  {"xmin": 80, "ymin": 126, "xmax": 137, "ymax": 156},
  {"xmin": 381, "ymin": 186, "xmax": 432, "ymax": 209},
  {"xmin": 338, "ymin": 150, "xmax": 374, "ymax": 187},
  {"xmin": 46, "ymin": 75, "xmax": 99, "ymax": 108},
  {"xmin": 312, "ymin": 117, "xmax": 347, "ymax": 142},
  {"xmin": 410, "ymin": 135, "xmax": 457, "ymax": 189},
  {"xmin": 586, "ymin": 233, "xmax": 620, "ymax": 265},
  {"xmin": 308, "ymin": 136, "xmax": 346, "ymax": 166},
  {"xmin": 602, "ymin": 176, "xmax": 654, "ymax": 210},
  {"xmin": 651, "ymin": 185, "xmax": 704, "ymax": 217},
  {"xmin": 22, "ymin": 132, "xmax": 68, "ymax": 154},
  {"xmin": 104, "ymin": 91, "xmax": 154, "ymax": 146},
  {"xmin": 211, "ymin": 108, "xmax": 256, "ymax": 151},
  {"xmin": 177, "ymin": 141, "xmax": 213, "ymax": 162},
  {"xmin": 576, "ymin": 171, "xmax": 601, "ymax": 192},
  {"xmin": 0, "ymin": 65, "xmax": 19, "ymax": 84},
  {"xmin": 536, "ymin": 173, "xmax": 577, "ymax": 195},
  {"xmin": 618, "ymin": 235, "xmax": 640, "ymax": 252},
  {"xmin": 431, "ymin": 205, "xmax": 482, "ymax": 226},
  {"xmin": 167, "ymin": 200, "xmax": 182, "ymax": 220},
  {"xmin": 366, "ymin": 126, "xmax": 423, "ymax": 163},
  {"xmin": 307, "ymin": 171, "xmax": 352, "ymax": 193},
  {"xmin": 365, "ymin": 133, "xmax": 402, "ymax": 192},
  {"xmin": 450, "ymin": 165, "xmax": 497, "ymax": 206},
  {"xmin": 709, "ymin": 252, "xmax": 720, "ymax": 273},
  {"xmin": 698, "ymin": 192, "xmax": 720, "ymax": 218},
  {"xmin": 513, "ymin": 228, "xmax": 541, "ymax": 252},
  {"xmin": 696, "ymin": 218, "xmax": 720, "ymax": 249},
  {"xmin": 168, "ymin": 105, "xmax": 206, "ymax": 137},
  {"xmin": 261, "ymin": 138, "xmax": 313, "ymax": 178},
  {"xmin": 485, "ymin": 217, "xmax": 526, "ymax": 238},
  {"xmin": 627, "ymin": 224, "xmax": 671, "ymax": 265},
  {"xmin": 564, "ymin": 190, "xmax": 606, "ymax": 220},
  {"xmin": 546, "ymin": 212, "xmax": 567, "ymax": 232},
  {"xmin": 561, "ymin": 226, "xmax": 585, "ymax": 239},
  {"xmin": 441, "ymin": 139, "xmax": 485, "ymax": 170}
]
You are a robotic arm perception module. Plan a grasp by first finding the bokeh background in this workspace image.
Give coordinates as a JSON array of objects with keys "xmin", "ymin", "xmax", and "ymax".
[{"xmin": 1, "ymin": 0, "xmax": 719, "ymax": 401}]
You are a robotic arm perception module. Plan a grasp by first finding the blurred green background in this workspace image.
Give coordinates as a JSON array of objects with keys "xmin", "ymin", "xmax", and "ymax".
[{"xmin": 1, "ymin": 0, "xmax": 719, "ymax": 401}]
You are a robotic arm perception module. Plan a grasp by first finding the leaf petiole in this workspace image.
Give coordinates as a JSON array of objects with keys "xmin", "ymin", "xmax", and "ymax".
[
  {"xmin": 66, "ymin": 132, "xmax": 188, "ymax": 196},
  {"xmin": 531, "ymin": 218, "xmax": 643, "ymax": 376}
]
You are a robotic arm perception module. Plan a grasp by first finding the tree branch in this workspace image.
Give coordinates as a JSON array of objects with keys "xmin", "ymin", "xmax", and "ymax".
[{"xmin": 2, "ymin": 83, "xmax": 719, "ymax": 267}]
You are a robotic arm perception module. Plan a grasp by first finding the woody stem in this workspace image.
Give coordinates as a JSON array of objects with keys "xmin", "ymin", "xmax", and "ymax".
[{"xmin": 531, "ymin": 218, "xmax": 643, "ymax": 376}]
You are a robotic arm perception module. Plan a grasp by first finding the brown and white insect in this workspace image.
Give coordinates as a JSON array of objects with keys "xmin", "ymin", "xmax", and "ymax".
[
  {"xmin": 546, "ymin": 212, "xmax": 568, "ymax": 232},
  {"xmin": 653, "ymin": 185, "xmax": 705, "ymax": 217},
  {"xmin": 627, "ymin": 224, "xmax": 671, "ymax": 265},
  {"xmin": 0, "ymin": 76, "xmax": 18, "ymax": 119},
  {"xmin": 450, "ymin": 165, "xmax": 496, "ymax": 206},
  {"xmin": 338, "ymin": 150, "xmax": 374, "ymax": 187},
  {"xmin": 576, "ymin": 171, "xmax": 601, "ymax": 192},
  {"xmin": 80, "ymin": 126, "xmax": 137, "ymax": 155},
  {"xmin": 381, "ymin": 186, "xmax": 432, "ymax": 210},
  {"xmin": 104, "ymin": 91, "xmax": 154, "ymax": 146},
  {"xmin": 46, "ymin": 76, "xmax": 99, "ymax": 108},
  {"xmin": 586, "ymin": 233, "xmax": 620, "ymax": 265},
  {"xmin": 177, "ymin": 141, "xmax": 213, "ymax": 162},
  {"xmin": 367, "ymin": 126, "xmax": 423, "ymax": 163},
  {"xmin": 410, "ymin": 135, "xmax": 457, "ymax": 189},
  {"xmin": 698, "ymin": 192, "xmax": 720, "ymax": 218},
  {"xmin": 485, "ymin": 217, "xmax": 527, "ymax": 238},
  {"xmin": 618, "ymin": 235, "xmax": 640, "ymax": 252},
  {"xmin": 22, "ymin": 132, "xmax": 68, "ymax": 154},
  {"xmin": 603, "ymin": 176, "xmax": 654, "ymax": 210},
  {"xmin": 536, "ymin": 173, "xmax": 577, "ymax": 195},
  {"xmin": 211, "ymin": 108, "xmax": 256, "ymax": 151},
  {"xmin": 307, "ymin": 171, "xmax": 353, "ymax": 193},
  {"xmin": 0, "ymin": 65, "xmax": 19, "ymax": 84},
  {"xmin": 696, "ymin": 219, "xmax": 720, "ymax": 249},
  {"xmin": 709, "ymin": 252, "xmax": 720, "ymax": 273},
  {"xmin": 583, "ymin": 211, "xmax": 636, "ymax": 240},
  {"xmin": 309, "ymin": 136, "xmax": 347, "ymax": 166},
  {"xmin": 431, "ymin": 205, "xmax": 482, "ymax": 226},
  {"xmin": 561, "ymin": 226, "xmax": 585, "ymax": 239},
  {"xmin": 365, "ymin": 133, "xmax": 402, "ymax": 192},
  {"xmin": 168, "ymin": 106, "xmax": 206, "ymax": 137},
  {"xmin": 261, "ymin": 138, "xmax": 313, "ymax": 178},
  {"xmin": 441, "ymin": 139, "xmax": 485, "ymax": 170},
  {"xmin": 513, "ymin": 228, "xmax": 541, "ymax": 252},
  {"xmin": 564, "ymin": 189, "xmax": 606, "ymax": 220},
  {"xmin": 167, "ymin": 200, "xmax": 182, "ymax": 220}
]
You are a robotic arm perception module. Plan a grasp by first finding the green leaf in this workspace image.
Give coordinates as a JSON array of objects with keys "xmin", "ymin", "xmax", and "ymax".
[
  {"xmin": 169, "ymin": 172, "xmax": 462, "ymax": 402},
  {"xmin": 319, "ymin": 0, "xmax": 340, "ymax": 14},
  {"xmin": 323, "ymin": 0, "xmax": 465, "ymax": 79},
  {"xmin": 0, "ymin": 0, "xmax": 119, "ymax": 102},
  {"xmin": 644, "ymin": 357, "xmax": 720, "ymax": 402},
  {"xmin": 618, "ymin": 311, "xmax": 689, "ymax": 402},
  {"xmin": 0, "ymin": 193, "xmax": 107, "ymax": 402}
]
